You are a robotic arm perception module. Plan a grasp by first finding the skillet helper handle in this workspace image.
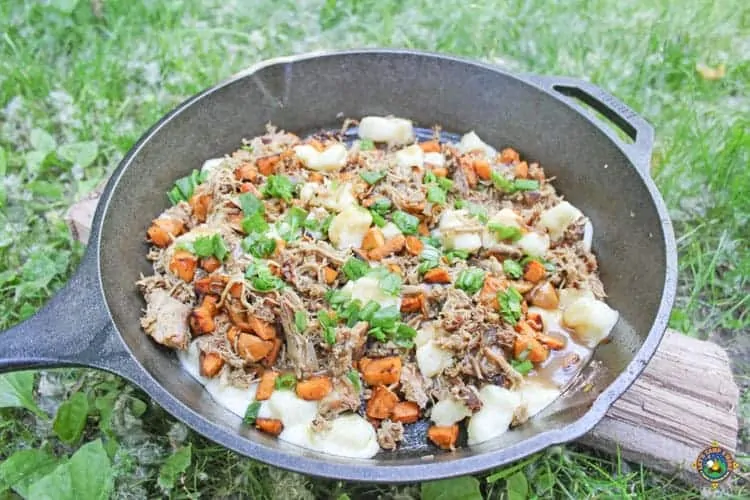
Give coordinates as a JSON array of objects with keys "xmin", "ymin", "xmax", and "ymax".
[
  {"xmin": 0, "ymin": 249, "xmax": 134, "ymax": 377},
  {"xmin": 527, "ymin": 75, "xmax": 655, "ymax": 174}
]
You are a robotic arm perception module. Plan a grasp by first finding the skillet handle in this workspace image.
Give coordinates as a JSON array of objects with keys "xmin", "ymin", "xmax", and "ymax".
[
  {"xmin": 0, "ymin": 248, "xmax": 138, "ymax": 381},
  {"xmin": 526, "ymin": 75, "xmax": 654, "ymax": 174}
]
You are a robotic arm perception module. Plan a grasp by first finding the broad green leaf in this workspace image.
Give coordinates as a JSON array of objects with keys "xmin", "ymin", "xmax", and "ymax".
[
  {"xmin": 0, "ymin": 372, "xmax": 46, "ymax": 417},
  {"xmin": 158, "ymin": 444, "xmax": 192, "ymax": 491},
  {"xmin": 27, "ymin": 439, "xmax": 113, "ymax": 500},
  {"xmin": 0, "ymin": 449, "xmax": 59, "ymax": 497},
  {"xmin": 25, "ymin": 150, "xmax": 49, "ymax": 171},
  {"xmin": 58, "ymin": 141, "xmax": 98, "ymax": 167},
  {"xmin": 30, "ymin": 128, "xmax": 57, "ymax": 153},
  {"xmin": 50, "ymin": 0, "xmax": 80, "ymax": 14},
  {"xmin": 506, "ymin": 471, "xmax": 529, "ymax": 500},
  {"xmin": 28, "ymin": 181, "xmax": 64, "ymax": 200},
  {"xmin": 94, "ymin": 393, "xmax": 117, "ymax": 437},
  {"xmin": 0, "ymin": 146, "xmax": 6, "ymax": 176},
  {"xmin": 535, "ymin": 471, "xmax": 555, "ymax": 495},
  {"xmin": 421, "ymin": 476, "xmax": 483, "ymax": 500},
  {"xmin": 129, "ymin": 397, "xmax": 147, "ymax": 417},
  {"xmin": 53, "ymin": 391, "xmax": 90, "ymax": 444}
]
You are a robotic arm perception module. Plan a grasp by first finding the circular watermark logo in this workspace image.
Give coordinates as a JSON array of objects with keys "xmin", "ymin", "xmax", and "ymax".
[{"xmin": 694, "ymin": 442, "xmax": 738, "ymax": 488}]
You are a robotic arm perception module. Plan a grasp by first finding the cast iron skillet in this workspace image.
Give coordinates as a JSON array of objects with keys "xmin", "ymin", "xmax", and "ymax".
[{"xmin": 0, "ymin": 50, "xmax": 677, "ymax": 482}]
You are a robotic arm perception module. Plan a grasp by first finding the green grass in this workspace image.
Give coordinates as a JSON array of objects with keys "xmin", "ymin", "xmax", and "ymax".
[{"xmin": 0, "ymin": 0, "xmax": 748, "ymax": 498}]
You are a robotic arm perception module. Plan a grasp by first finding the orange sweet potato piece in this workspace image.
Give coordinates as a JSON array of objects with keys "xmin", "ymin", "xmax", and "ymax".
[
  {"xmin": 263, "ymin": 338, "xmax": 282, "ymax": 366},
  {"xmin": 400, "ymin": 294, "xmax": 425, "ymax": 314},
  {"xmin": 419, "ymin": 140, "xmax": 441, "ymax": 153},
  {"xmin": 235, "ymin": 162, "xmax": 258, "ymax": 182},
  {"xmin": 362, "ymin": 227, "xmax": 386, "ymax": 251},
  {"xmin": 201, "ymin": 295, "xmax": 219, "ymax": 317},
  {"xmin": 539, "ymin": 334, "xmax": 566, "ymax": 350},
  {"xmin": 323, "ymin": 266, "xmax": 338, "ymax": 284},
  {"xmin": 529, "ymin": 282, "xmax": 559, "ymax": 309},
  {"xmin": 513, "ymin": 335, "xmax": 549, "ymax": 363},
  {"xmin": 226, "ymin": 326, "xmax": 240, "ymax": 347},
  {"xmin": 257, "ymin": 155, "xmax": 281, "ymax": 176},
  {"xmin": 255, "ymin": 418, "xmax": 283, "ymax": 436},
  {"xmin": 195, "ymin": 274, "xmax": 229, "ymax": 295},
  {"xmin": 404, "ymin": 235, "xmax": 424, "ymax": 256},
  {"xmin": 366, "ymin": 385, "xmax": 399, "ymax": 419},
  {"xmin": 189, "ymin": 307, "xmax": 215, "ymax": 335},
  {"xmin": 500, "ymin": 147, "xmax": 520, "ymax": 164},
  {"xmin": 479, "ymin": 276, "xmax": 506, "ymax": 310},
  {"xmin": 256, "ymin": 370, "xmax": 278, "ymax": 401},
  {"xmin": 514, "ymin": 161, "xmax": 529, "ymax": 179},
  {"xmin": 424, "ymin": 268, "xmax": 451, "ymax": 284},
  {"xmin": 359, "ymin": 356, "xmax": 402, "ymax": 386},
  {"xmin": 248, "ymin": 316, "xmax": 276, "ymax": 341},
  {"xmin": 309, "ymin": 172, "xmax": 324, "ymax": 183},
  {"xmin": 523, "ymin": 260, "xmax": 546, "ymax": 283},
  {"xmin": 473, "ymin": 159, "xmax": 492, "ymax": 181},
  {"xmin": 368, "ymin": 235, "xmax": 406, "ymax": 261},
  {"xmin": 391, "ymin": 401, "xmax": 420, "ymax": 423},
  {"xmin": 428, "ymin": 425, "xmax": 459, "ymax": 450},
  {"xmin": 295, "ymin": 376, "xmax": 333, "ymax": 401},
  {"xmin": 189, "ymin": 193, "xmax": 212, "ymax": 223},
  {"xmin": 147, "ymin": 218, "xmax": 185, "ymax": 247},
  {"xmin": 200, "ymin": 256, "xmax": 221, "ymax": 273},
  {"xmin": 199, "ymin": 351, "xmax": 224, "ymax": 378},
  {"xmin": 169, "ymin": 250, "xmax": 197, "ymax": 282},
  {"xmin": 432, "ymin": 167, "xmax": 448, "ymax": 178},
  {"xmin": 237, "ymin": 333, "xmax": 274, "ymax": 362},
  {"xmin": 418, "ymin": 222, "xmax": 429, "ymax": 236}
]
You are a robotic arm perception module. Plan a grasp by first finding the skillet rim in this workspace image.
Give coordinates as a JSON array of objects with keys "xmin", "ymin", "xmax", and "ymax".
[{"xmin": 94, "ymin": 48, "xmax": 678, "ymax": 482}]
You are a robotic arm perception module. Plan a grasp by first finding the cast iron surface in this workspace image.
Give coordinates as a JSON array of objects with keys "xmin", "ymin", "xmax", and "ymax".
[{"xmin": 0, "ymin": 49, "xmax": 677, "ymax": 482}]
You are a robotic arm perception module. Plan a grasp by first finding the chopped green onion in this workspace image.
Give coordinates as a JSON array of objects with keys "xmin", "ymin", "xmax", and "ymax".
[
  {"xmin": 392, "ymin": 211, "xmax": 419, "ymax": 235},
  {"xmin": 359, "ymin": 139, "xmax": 375, "ymax": 151},
  {"xmin": 368, "ymin": 327, "xmax": 386, "ymax": 342},
  {"xmin": 243, "ymin": 401, "xmax": 261, "ymax": 425},
  {"xmin": 437, "ymin": 177, "xmax": 454, "ymax": 191},
  {"xmin": 418, "ymin": 244, "xmax": 441, "ymax": 274},
  {"xmin": 295, "ymin": 311, "xmax": 307, "ymax": 333},
  {"xmin": 455, "ymin": 268, "xmax": 486, "ymax": 295},
  {"xmin": 488, "ymin": 222, "xmax": 522, "ymax": 242},
  {"xmin": 167, "ymin": 186, "xmax": 185, "ymax": 204},
  {"xmin": 498, "ymin": 287, "xmax": 523, "ymax": 325},
  {"xmin": 370, "ymin": 210, "xmax": 386, "ymax": 227},
  {"xmin": 503, "ymin": 259, "xmax": 524, "ymax": 279},
  {"xmin": 491, "ymin": 171, "xmax": 540, "ymax": 194},
  {"xmin": 426, "ymin": 185, "xmax": 447, "ymax": 205},
  {"xmin": 393, "ymin": 323, "xmax": 417, "ymax": 348},
  {"xmin": 241, "ymin": 144, "xmax": 253, "ymax": 152},
  {"xmin": 513, "ymin": 179, "xmax": 540, "ymax": 191},
  {"xmin": 275, "ymin": 373, "xmax": 297, "ymax": 390},
  {"xmin": 369, "ymin": 305, "xmax": 400, "ymax": 331},
  {"xmin": 445, "ymin": 249, "xmax": 470, "ymax": 263},
  {"xmin": 379, "ymin": 271, "xmax": 403, "ymax": 296},
  {"xmin": 262, "ymin": 175, "xmax": 295, "ymax": 202},
  {"xmin": 359, "ymin": 300, "xmax": 380, "ymax": 322},
  {"xmin": 322, "ymin": 327, "xmax": 337, "ymax": 345},
  {"xmin": 346, "ymin": 370, "xmax": 362, "ymax": 392},
  {"xmin": 511, "ymin": 359, "xmax": 534, "ymax": 376},
  {"xmin": 318, "ymin": 310, "xmax": 338, "ymax": 329},
  {"xmin": 325, "ymin": 289, "xmax": 350, "ymax": 307},
  {"xmin": 370, "ymin": 198, "xmax": 392, "ymax": 215},
  {"xmin": 359, "ymin": 170, "xmax": 386, "ymax": 185},
  {"xmin": 465, "ymin": 202, "xmax": 488, "ymax": 223},
  {"xmin": 339, "ymin": 300, "xmax": 363, "ymax": 327},
  {"xmin": 167, "ymin": 169, "xmax": 206, "ymax": 205},
  {"xmin": 342, "ymin": 257, "xmax": 369, "ymax": 281},
  {"xmin": 423, "ymin": 171, "xmax": 437, "ymax": 184},
  {"xmin": 420, "ymin": 235, "xmax": 442, "ymax": 248},
  {"xmin": 454, "ymin": 199, "xmax": 466, "ymax": 209}
]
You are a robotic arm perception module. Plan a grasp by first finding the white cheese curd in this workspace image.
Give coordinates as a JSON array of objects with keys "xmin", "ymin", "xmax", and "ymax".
[
  {"xmin": 341, "ymin": 275, "xmax": 401, "ymax": 310},
  {"xmin": 423, "ymin": 152, "xmax": 445, "ymax": 167},
  {"xmin": 308, "ymin": 181, "xmax": 357, "ymax": 213},
  {"xmin": 328, "ymin": 205, "xmax": 372, "ymax": 249},
  {"xmin": 457, "ymin": 131, "xmax": 497, "ymax": 158},
  {"xmin": 558, "ymin": 288, "xmax": 595, "ymax": 309},
  {"xmin": 562, "ymin": 296, "xmax": 619, "ymax": 348},
  {"xmin": 294, "ymin": 143, "xmax": 348, "ymax": 172},
  {"xmin": 201, "ymin": 157, "xmax": 224, "ymax": 175},
  {"xmin": 415, "ymin": 322, "xmax": 438, "ymax": 348},
  {"xmin": 467, "ymin": 385, "xmax": 521, "ymax": 445},
  {"xmin": 431, "ymin": 398, "xmax": 471, "ymax": 426},
  {"xmin": 482, "ymin": 208, "xmax": 523, "ymax": 247},
  {"xmin": 396, "ymin": 144, "xmax": 425, "ymax": 169},
  {"xmin": 381, "ymin": 222, "xmax": 403, "ymax": 240},
  {"xmin": 265, "ymin": 390, "xmax": 319, "ymax": 428},
  {"xmin": 358, "ymin": 116, "xmax": 414, "ymax": 145},
  {"xmin": 439, "ymin": 209, "xmax": 483, "ymax": 252},
  {"xmin": 309, "ymin": 413, "xmax": 380, "ymax": 458},
  {"xmin": 582, "ymin": 219, "xmax": 594, "ymax": 252},
  {"xmin": 538, "ymin": 201, "xmax": 583, "ymax": 241},
  {"xmin": 516, "ymin": 231, "xmax": 550, "ymax": 257},
  {"xmin": 518, "ymin": 382, "xmax": 561, "ymax": 418},
  {"xmin": 416, "ymin": 340, "xmax": 454, "ymax": 378},
  {"xmin": 299, "ymin": 182, "xmax": 318, "ymax": 203}
]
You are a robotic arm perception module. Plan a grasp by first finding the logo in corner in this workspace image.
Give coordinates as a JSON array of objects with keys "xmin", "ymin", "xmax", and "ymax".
[{"xmin": 694, "ymin": 441, "xmax": 738, "ymax": 488}]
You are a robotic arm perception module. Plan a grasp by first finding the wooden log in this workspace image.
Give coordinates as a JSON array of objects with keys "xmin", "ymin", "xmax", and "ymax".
[{"xmin": 64, "ymin": 192, "xmax": 740, "ymax": 487}]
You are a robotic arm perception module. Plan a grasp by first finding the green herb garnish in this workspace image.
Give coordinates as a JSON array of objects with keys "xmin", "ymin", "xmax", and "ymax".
[
  {"xmin": 359, "ymin": 300, "xmax": 380, "ymax": 322},
  {"xmin": 417, "ymin": 244, "xmax": 442, "ymax": 274},
  {"xmin": 423, "ymin": 171, "xmax": 437, "ymax": 184},
  {"xmin": 346, "ymin": 370, "xmax": 362, "ymax": 392},
  {"xmin": 359, "ymin": 139, "xmax": 375, "ymax": 151},
  {"xmin": 370, "ymin": 210, "xmax": 386, "ymax": 227},
  {"xmin": 275, "ymin": 373, "xmax": 297, "ymax": 390},
  {"xmin": 239, "ymin": 192, "xmax": 265, "ymax": 217},
  {"xmin": 426, "ymin": 185, "xmax": 447, "ymax": 205},
  {"xmin": 393, "ymin": 323, "xmax": 417, "ymax": 348},
  {"xmin": 360, "ymin": 170, "xmax": 386, "ymax": 185},
  {"xmin": 243, "ymin": 401, "xmax": 261, "ymax": 425},
  {"xmin": 379, "ymin": 271, "xmax": 403, "ymax": 296},
  {"xmin": 342, "ymin": 257, "xmax": 369, "ymax": 281},
  {"xmin": 488, "ymin": 222, "xmax": 522, "ymax": 242},
  {"xmin": 370, "ymin": 198, "xmax": 393, "ymax": 215},
  {"xmin": 369, "ymin": 305, "xmax": 400, "ymax": 332},
  {"xmin": 244, "ymin": 262, "xmax": 285, "ymax": 291},
  {"xmin": 242, "ymin": 234, "xmax": 276, "ymax": 258},
  {"xmin": 295, "ymin": 311, "xmax": 307, "ymax": 333},
  {"xmin": 503, "ymin": 259, "xmax": 524, "ymax": 279},
  {"xmin": 167, "ymin": 169, "xmax": 207, "ymax": 204},
  {"xmin": 392, "ymin": 211, "xmax": 419, "ymax": 235},
  {"xmin": 455, "ymin": 268, "xmax": 486, "ymax": 295},
  {"xmin": 444, "ymin": 249, "xmax": 470, "ymax": 263},
  {"xmin": 511, "ymin": 359, "xmax": 534, "ymax": 376},
  {"xmin": 498, "ymin": 287, "xmax": 523, "ymax": 325},
  {"xmin": 491, "ymin": 171, "xmax": 540, "ymax": 194},
  {"xmin": 262, "ymin": 174, "xmax": 295, "ymax": 202}
]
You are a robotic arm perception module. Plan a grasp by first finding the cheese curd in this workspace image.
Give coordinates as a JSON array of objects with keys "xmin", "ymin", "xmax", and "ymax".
[
  {"xmin": 294, "ymin": 143, "xmax": 348, "ymax": 172},
  {"xmin": 328, "ymin": 205, "xmax": 372, "ymax": 249},
  {"xmin": 457, "ymin": 131, "xmax": 497, "ymax": 158},
  {"xmin": 431, "ymin": 398, "xmax": 471, "ymax": 426},
  {"xmin": 439, "ymin": 209, "xmax": 483, "ymax": 253},
  {"xmin": 467, "ymin": 385, "xmax": 521, "ymax": 445},
  {"xmin": 396, "ymin": 144, "xmax": 425, "ymax": 169},
  {"xmin": 358, "ymin": 116, "xmax": 414, "ymax": 145},
  {"xmin": 341, "ymin": 275, "xmax": 401, "ymax": 310},
  {"xmin": 538, "ymin": 201, "xmax": 583, "ymax": 241},
  {"xmin": 562, "ymin": 296, "xmax": 619, "ymax": 347},
  {"xmin": 516, "ymin": 231, "xmax": 550, "ymax": 257}
]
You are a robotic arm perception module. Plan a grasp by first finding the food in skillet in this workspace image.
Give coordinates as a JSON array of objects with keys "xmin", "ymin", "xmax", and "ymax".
[{"xmin": 137, "ymin": 116, "xmax": 619, "ymax": 457}]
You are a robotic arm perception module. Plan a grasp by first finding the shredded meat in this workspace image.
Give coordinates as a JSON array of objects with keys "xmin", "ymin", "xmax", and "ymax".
[
  {"xmin": 376, "ymin": 419, "xmax": 404, "ymax": 450},
  {"xmin": 400, "ymin": 364, "xmax": 432, "ymax": 408},
  {"xmin": 140, "ymin": 289, "xmax": 191, "ymax": 349}
]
